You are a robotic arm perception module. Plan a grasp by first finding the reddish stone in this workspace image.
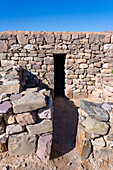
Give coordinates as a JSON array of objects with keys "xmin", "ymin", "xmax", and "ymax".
[
  {"xmin": 32, "ymin": 64, "xmax": 41, "ymax": 70},
  {"xmin": 10, "ymin": 94, "xmax": 22, "ymax": 101},
  {"xmin": 37, "ymin": 133, "xmax": 52, "ymax": 161},
  {"xmin": 0, "ymin": 101, "xmax": 12, "ymax": 114}
]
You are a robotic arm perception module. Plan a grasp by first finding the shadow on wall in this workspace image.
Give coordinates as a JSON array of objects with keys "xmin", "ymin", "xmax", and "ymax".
[{"xmin": 20, "ymin": 69, "xmax": 79, "ymax": 159}]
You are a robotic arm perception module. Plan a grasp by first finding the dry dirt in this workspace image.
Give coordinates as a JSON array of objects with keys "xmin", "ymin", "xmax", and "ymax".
[{"xmin": 0, "ymin": 97, "xmax": 97, "ymax": 170}]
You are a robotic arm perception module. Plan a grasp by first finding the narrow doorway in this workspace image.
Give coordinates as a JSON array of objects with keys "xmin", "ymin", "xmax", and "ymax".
[{"xmin": 54, "ymin": 54, "xmax": 65, "ymax": 96}]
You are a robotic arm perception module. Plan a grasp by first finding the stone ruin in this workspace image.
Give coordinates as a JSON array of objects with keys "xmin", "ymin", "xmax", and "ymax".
[
  {"xmin": 0, "ymin": 31, "xmax": 113, "ymax": 166},
  {"xmin": 0, "ymin": 65, "xmax": 53, "ymax": 162},
  {"xmin": 77, "ymin": 100, "xmax": 113, "ymax": 169}
]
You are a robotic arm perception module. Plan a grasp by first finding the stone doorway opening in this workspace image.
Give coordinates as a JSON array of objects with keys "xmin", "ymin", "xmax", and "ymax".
[{"xmin": 54, "ymin": 54, "xmax": 65, "ymax": 96}]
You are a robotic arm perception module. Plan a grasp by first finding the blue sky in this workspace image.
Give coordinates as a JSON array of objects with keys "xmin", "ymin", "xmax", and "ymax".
[{"xmin": 0, "ymin": 0, "xmax": 113, "ymax": 32}]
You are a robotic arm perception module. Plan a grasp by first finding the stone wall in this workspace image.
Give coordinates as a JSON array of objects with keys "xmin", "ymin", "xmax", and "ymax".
[
  {"xmin": 0, "ymin": 31, "xmax": 113, "ymax": 99},
  {"xmin": 77, "ymin": 100, "xmax": 113, "ymax": 169},
  {"xmin": 0, "ymin": 65, "xmax": 53, "ymax": 161}
]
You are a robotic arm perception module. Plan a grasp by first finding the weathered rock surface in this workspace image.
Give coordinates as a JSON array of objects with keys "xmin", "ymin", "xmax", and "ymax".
[
  {"xmin": 38, "ymin": 107, "xmax": 52, "ymax": 119},
  {"xmin": 92, "ymin": 137, "xmax": 106, "ymax": 148},
  {"xmin": 37, "ymin": 133, "xmax": 52, "ymax": 161},
  {"xmin": 83, "ymin": 116, "xmax": 109, "ymax": 135},
  {"xmin": 17, "ymin": 34, "xmax": 28, "ymax": 45},
  {"xmin": 0, "ymin": 84, "xmax": 20, "ymax": 94},
  {"xmin": 26, "ymin": 120, "xmax": 52, "ymax": 135},
  {"xmin": 80, "ymin": 100, "xmax": 109, "ymax": 121},
  {"xmin": 76, "ymin": 124, "xmax": 92, "ymax": 160},
  {"xmin": 0, "ymin": 101, "xmax": 12, "ymax": 114},
  {"xmin": 15, "ymin": 112, "xmax": 36, "ymax": 126},
  {"xmin": 8, "ymin": 132, "xmax": 36, "ymax": 156},
  {"xmin": 6, "ymin": 124, "xmax": 24, "ymax": 135},
  {"xmin": 101, "ymin": 103, "xmax": 112, "ymax": 111},
  {"xmin": 13, "ymin": 92, "xmax": 46, "ymax": 113},
  {"xmin": 0, "ymin": 133, "xmax": 9, "ymax": 143},
  {"xmin": 0, "ymin": 40, "xmax": 8, "ymax": 52},
  {"xmin": 10, "ymin": 93, "xmax": 22, "ymax": 101}
]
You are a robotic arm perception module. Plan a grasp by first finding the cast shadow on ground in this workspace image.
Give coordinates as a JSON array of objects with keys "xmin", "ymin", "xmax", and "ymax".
[{"xmin": 51, "ymin": 96, "xmax": 79, "ymax": 159}]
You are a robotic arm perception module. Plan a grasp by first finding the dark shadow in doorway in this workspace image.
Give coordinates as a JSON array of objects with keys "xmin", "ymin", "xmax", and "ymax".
[{"xmin": 54, "ymin": 54, "xmax": 65, "ymax": 97}]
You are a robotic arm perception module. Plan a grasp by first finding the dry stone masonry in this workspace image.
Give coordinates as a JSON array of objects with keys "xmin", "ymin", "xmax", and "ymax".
[
  {"xmin": 0, "ymin": 31, "xmax": 113, "ymax": 164},
  {"xmin": 0, "ymin": 64, "xmax": 53, "ymax": 161},
  {"xmin": 0, "ymin": 31, "xmax": 113, "ymax": 99},
  {"xmin": 77, "ymin": 100, "xmax": 113, "ymax": 169}
]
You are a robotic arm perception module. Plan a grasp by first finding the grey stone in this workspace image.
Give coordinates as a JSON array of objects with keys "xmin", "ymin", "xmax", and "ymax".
[
  {"xmin": 38, "ymin": 107, "xmax": 52, "ymax": 119},
  {"xmin": 45, "ymin": 34, "xmax": 55, "ymax": 43},
  {"xmin": 24, "ymin": 44, "xmax": 34, "ymax": 50},
  {"xmin": 45, "ymin": 72, "xmax": 54, "ymax": 84},
  {"xmin": 87, "ymin": 67, "xmax": 100, "ymax": 74},
  {"xmin": 0, "ymin": 133, "xmax": 9, "ymax": 145},
  {"xmin": 13, "ymin": 92, "xmax": 46, "ymax": 113},
  {"xmin": 10, "ymin": 44, "xmax": 21, "ymax": 51},
  {"xmin": 80, "ymin": 100, "xmax": 109, "ymax": 121},
  {"xmin": 0, "ymin": 41, "xmax": 8, "ymax": 52},
  {"xmin": 37, "ymin": 133, "xmax": 52, "ymax": 161},
  {"xmin": 89, "ymin": 34, "xmax": 100, "ymax": 44},
  {"xmin": 81, "ymin": 139, "xmax": 92, "ymax": 160},
  {"xmin": 92, "ymin": 137, "xmax": 105, "ymax": 148},
  {"xmin": 26, "ymin": 120, "xmax": 52, "ymax": 135},
  {"xmin": 83, "ymin": 116, "xmax": 109, "ymax": 135},
  {"xmin": 6, "ymin": 124, "xmax": 24, "ymax": 135},
  {"xmin": 17, "ymin": 34, "xmax": 28, "ymax": 45},
  {"xmin": 8, "ymin": 132, "xmax": 36, "ymax": 156},
  {"xmin": 102, "ymin": 103, "xmax": 112, "ymax": 111}
]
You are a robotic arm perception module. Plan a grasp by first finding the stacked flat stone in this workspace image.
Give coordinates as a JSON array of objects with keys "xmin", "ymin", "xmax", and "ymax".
[
  {"xmin": 76, "ymin": 99, "xmax": 113, "ymax": 168},
  {"xmin": 0, "ymin": 65, "xmax": 53, "ymax": 162},
  {"xmin": 0, "ymin": 32, "xmax": 113, "ymax": 99},
  {"xmin": 92, "ymin": 73, "xmax": 113, "ymax": 102}
]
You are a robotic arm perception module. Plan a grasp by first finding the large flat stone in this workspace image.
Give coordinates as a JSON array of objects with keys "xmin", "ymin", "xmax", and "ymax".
[
  {"xmin": 83, "ymin": 116, "xmax": 109, "ymax": 135},
  {"xmin": 13, "ymin": 92, "xmax": 46, "ymax": 114},
  {"xmin": 80, "ymin": 100, "xmax": 109, "ymax": 121},
  {"xmin": 37, "ymin": 133, "xmax": 52, "ymax": 161},
  {"xmin": 8, "ymin": 132, "xmax": 36, "ymax": 156},
  {"xmin": 26, "ymin": 120, "xmax": 52, "ymax": 135}
]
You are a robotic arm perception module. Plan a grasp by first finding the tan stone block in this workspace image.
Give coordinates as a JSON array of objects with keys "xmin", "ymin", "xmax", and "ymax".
[
  {"xmin": 94, "ymin": 62, "xmax": 101, "ymax": 67},
  {"xmin": 76, "ymin": 59, "xmax": 86, "ymax": 64},
  {"xmin": 0, "ymin": 84, "xmax": 20, "ymax": 95},
  {"xmin": 79, "ymin": 64, "xmax": 88, "ymax": 69},
  {"xmin": 15, "ymin": 112, "xmax": 36, "ymax": 126},
  {"xmin": 101, "ymin": 69, "xmax": 112, "ymax": 74}
]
